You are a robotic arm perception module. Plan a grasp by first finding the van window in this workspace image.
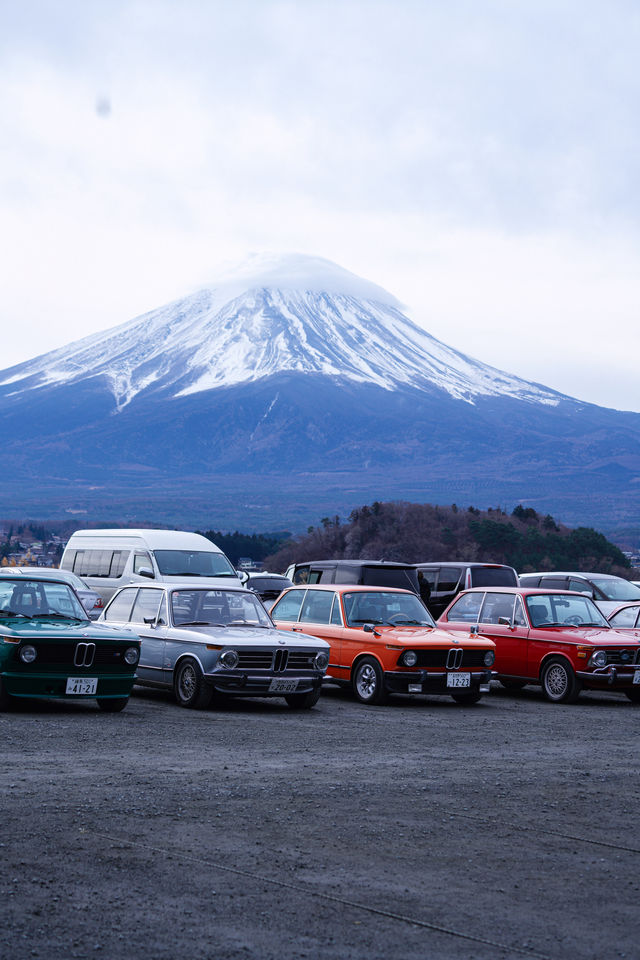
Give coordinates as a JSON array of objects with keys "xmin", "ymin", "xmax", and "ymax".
[
  {"xmin": 111, "ymin": 551, "xmax": 129, "ymax": 577},
  {"xmin": 74, "ymin": 549, "xmax": 113, "ymax": 578},
  {"xmin": 60, "ymin": 550, "xmax": 75, "ymax": 572},
  {"xmin": 133, "ymin": 553, "xmax": 153, "ymax": 574},
  {"xmin": 437, "ymin": 567, "xmax": 462, "ymax": 592},
  {"xmin": 153, "ymin": 550, "xmax": 236, "ymax": 578},
  {"xmin": 470, "ymin": 567, "xmax": 518, "ymax": 588},
  {"xmin": 363, "ymin": 567, "xmax": 417, "ymax": 590}
]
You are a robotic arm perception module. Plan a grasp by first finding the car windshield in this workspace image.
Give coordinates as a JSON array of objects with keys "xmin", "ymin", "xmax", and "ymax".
[
  {"xmin": 0, "ymin": 578, "xmax": 87, "ymax": 620},
  {"xmin": 526, "ymin": 593, "xmax": 609, "ymax": 628},
  {"xmin": 591, "ymin": 579, "xmax": 640, "ymax": 602},
  {"xmin": 171, "ymin": 589, "xmax": 273, "ymax": 628},
  {"xmin": 153, "ymin": 550, "xmax": 238, "ymax": 578},
  {"xmin": 343, "ymin": 591, "xmax": 434, "ymax": 627}
]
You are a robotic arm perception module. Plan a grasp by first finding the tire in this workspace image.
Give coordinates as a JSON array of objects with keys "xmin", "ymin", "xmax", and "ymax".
[
  {"xmin": 499, "ymin": 678, "xmax": 528, "ymax": 691},
  {"xmin": 352, "ymin": 657, "xmax": 388, "ymax": 705},
  {"xmin": 97, "ymin": 697, "xmax": 129, "ymax": 713},
  {"xmin": 173, "ymin": 658, "xmax": 213, "ymax": 709},
  {"xmin": 451, "ymin": 690, "xmax": 482, "ymax": 705},
  {"xmin": 285, "ymin": 688, "xmax": 321, "ymax": 710},
  {"xmin": 540, "ymin": 657, "xmax": 582, "ymax": 704},
  {"xmin": 625, "ymin": 689, "xmax": 640, "ymax": 703},
  {"xmin": 0, "ymin": 678, "xmax": 15, "ymax": 710}
]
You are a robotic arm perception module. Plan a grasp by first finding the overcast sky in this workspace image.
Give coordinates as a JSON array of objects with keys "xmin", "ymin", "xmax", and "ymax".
[{"xmin": 2, "ymin": 0, "xmax": 639, "ymax": 411}]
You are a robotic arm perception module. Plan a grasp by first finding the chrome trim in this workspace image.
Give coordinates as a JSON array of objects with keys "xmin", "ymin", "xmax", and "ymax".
[
  {"xmin": 74, "ymin": 642, "xmax": 96, "ymax": 667},
  {"xmin": 446, "ymin": 648, "xmax": 463, "ymax": 670}
]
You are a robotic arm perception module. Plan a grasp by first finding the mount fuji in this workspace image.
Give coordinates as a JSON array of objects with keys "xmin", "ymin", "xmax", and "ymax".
[{"xmin": 1, "ymin": 253, "xmax": 639, "ymax": 531}]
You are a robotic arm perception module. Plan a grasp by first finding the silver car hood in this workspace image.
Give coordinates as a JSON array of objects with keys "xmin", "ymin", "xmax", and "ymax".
[{"xmin": 168, "ymin": 625, "xmax": 329, "ymax": 648}]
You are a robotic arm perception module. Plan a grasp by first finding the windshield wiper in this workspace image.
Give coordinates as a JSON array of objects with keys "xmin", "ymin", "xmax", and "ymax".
[
  {"xmin": 177, "ymin": 620, "xmax": 226, "ymax": 627},
  {"xmin": 0, "ymin": 610, "xmax": 30, "ymax": 618},
  {"xmin": 226, "ymin": 620, "xmax": 270, "ymax": 628},
  {"xmin": 32, "ymin": 612, "xmax": 85, "ymax": 622}
]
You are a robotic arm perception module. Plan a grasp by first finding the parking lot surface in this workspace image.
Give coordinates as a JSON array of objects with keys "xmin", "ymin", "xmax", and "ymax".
[{"xmin": 1, "ymin": 683, "xmax": 639, "ymax": 960}]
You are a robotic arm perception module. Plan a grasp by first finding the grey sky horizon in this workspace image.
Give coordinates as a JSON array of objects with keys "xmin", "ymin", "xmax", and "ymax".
[{"xmin": 2, "ymin": 1, "xmax": 639, "ymax": 412}]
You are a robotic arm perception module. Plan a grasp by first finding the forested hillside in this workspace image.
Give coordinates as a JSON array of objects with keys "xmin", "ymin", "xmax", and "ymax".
[{"xmin": 263, "ymin": 502, "xmax": 633, "ymax": 576}]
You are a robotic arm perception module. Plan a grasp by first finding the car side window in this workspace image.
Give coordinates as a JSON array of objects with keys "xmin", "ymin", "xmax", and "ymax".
[
  {"xmin": 514, "ymin": 597, "xmax": 527, "ymax": 626},
  {"xmin": 330, "ymin": 595, "xmax": 343, "ymax": 625},
  {"xmin": 539, "ymin": 577, "xmax": 567, "ymax": 589},
  {"xmin": 130, "ymin": 588, "xmax": 162, "ymax": 623},
  {"xmin": 271, "ymin": 590, "xmax": 305, "ymax": 621},
  {"xmin": 445, "ymin": 592, "xmax": 483, "ymax": 622},
  {"xmin": 300, "ymin": 590, "xmax": 334, "ymax": 624},
  {"xmin": 569, "ymin": 578, "xmax": 590, "ymax": 594},
  {"xmin": 104, "ymin": 588, "xmax": 138, "ymax": 621},
  {"xmin": 480, "ymin": 592, "xmax": 516, "ymax": 625},
  {"xmin": 609, "ymin": 607, "xmax": 639, "ymax": 628}
]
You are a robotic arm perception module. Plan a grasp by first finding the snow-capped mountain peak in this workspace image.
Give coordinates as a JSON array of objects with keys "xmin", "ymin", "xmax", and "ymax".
[{"xmin": 0, "ymin": 253, "xmax": 561, "ymax": 410}]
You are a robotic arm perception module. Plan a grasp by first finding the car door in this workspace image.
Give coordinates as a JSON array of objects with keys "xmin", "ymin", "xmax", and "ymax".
[
  {"xmin": 475, "ymin": 593, "xmax": 531, "ymax": 678},
  {"xmin": 297, "ymin": 589, "xmax": 345, "ymax": 675},
  {"xmin": 128, "ymin": 588, "xmax": 166, "ymax": 683}
]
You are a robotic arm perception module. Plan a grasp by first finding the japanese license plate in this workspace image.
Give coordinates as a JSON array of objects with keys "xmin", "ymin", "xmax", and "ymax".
[
  {"xmin": 633, "ymin": 670, "xmax": 640, "ymax": 685},
  {"xmin": 446, "ymin": 672, "xmax": 471, "ymax": 688},
  {"xmin": 66, "ymin": 677, "xmax": 98, "ymax": 695},
  {"xmin": 268, "ymin": 678, "xmax": 298, "ymax": 693}
]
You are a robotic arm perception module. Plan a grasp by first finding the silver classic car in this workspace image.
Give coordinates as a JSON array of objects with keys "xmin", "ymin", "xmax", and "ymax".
[{"xmin": 100, "ymin": 583, "xmax": 329, "ymax": 709}]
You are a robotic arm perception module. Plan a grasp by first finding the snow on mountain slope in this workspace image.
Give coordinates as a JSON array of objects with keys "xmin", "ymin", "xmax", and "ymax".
[{"xmin": 0, "ymin": 253, "xmax": 562, "ymax": 410}]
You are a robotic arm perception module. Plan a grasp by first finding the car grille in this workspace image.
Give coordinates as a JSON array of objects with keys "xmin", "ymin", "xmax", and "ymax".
[
  {"xmin": 17, "ymin": 642, "xmax": 131, "ymax": 667},
  {"xmin": 604, "ymin": 649, "xmax": 640, "ymax": 666},
  {"xmin": 235, "ymin": 650, "xmax": 317, "ymax": 671},
  {"xmin": 414, "ymin": 649, "xmax": 489, "ymax": 669}
]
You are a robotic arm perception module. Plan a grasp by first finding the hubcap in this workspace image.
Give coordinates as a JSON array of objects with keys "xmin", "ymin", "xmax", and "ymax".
[
  {"xmin": 356, "ymin": 664, "xmax": 377, "ymax": 700},
  {"xmin": 545, "ymin": 664, "xmax": 568, "ymax": 698},
  {"xmin": 179, "ymin": 664, "xmax": 197, "ymax": 701}
]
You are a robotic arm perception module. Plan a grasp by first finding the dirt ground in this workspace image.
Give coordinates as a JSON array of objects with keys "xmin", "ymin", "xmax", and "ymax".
[{"xmin": 1, "ymin": 681, "xmax": 639, "ymax": 960}]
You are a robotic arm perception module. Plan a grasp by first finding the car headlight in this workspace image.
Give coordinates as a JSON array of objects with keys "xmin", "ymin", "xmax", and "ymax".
[
  {"xmin": 314, "ymin": 651, "xmax": 329, "ymax": 671},
  {"xmin": 401, "ymin": 650, "xmax": 418, "ymax": 667},
  {"xmin": 124, "ymin": 646, "xmax": 139, "ymax": 665},
  {"xmin": 589, "ymin": 650, "xmax": 607, "ymax": 668},
  {"xmin": 484, "ymin": 650, "xmax": 495, "ymax": 667},
  {"xmin": 19, "ymin": 645, "xmax": 37, "ymax": 664},
  {"xmin": 219, "ymin": 649, "xmax": 239, "ymax": 669}
]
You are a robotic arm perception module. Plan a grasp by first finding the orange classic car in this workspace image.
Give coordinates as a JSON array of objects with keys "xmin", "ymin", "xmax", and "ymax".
[{"xmin": 270, "ymin": 584, "xmax": 496, "ymax": 705}]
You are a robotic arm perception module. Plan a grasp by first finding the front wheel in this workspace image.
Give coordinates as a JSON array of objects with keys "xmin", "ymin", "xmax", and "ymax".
[
  {"xmin": 174, "ymin": 658, "xmax": 213, "ymax": 709},
  {"xmin": 540, "ymin": 657, "xmax": 581, "ymax": 703},
  {"xmin": 97, "ymin": 697, "xmax": 129, "ymax": 713},
  {"xmin": 285, "ymin": 688, "xmax": 321, "ymax": 710},
  {"xmin": 352, "ymin": 657, "xmax": 388, "ymax": 705},
  {"xmin": 451, "ymin": 690, "xmax": 482, "ymax": 705}
]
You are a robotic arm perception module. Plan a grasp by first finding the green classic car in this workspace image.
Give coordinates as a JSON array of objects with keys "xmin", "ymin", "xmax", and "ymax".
[{"xmin": 0, "ymin": 573, "xmax": 140, "ymax": 711}]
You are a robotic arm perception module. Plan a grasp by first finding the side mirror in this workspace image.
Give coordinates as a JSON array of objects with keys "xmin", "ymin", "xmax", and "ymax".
[
  {"xmin": 497, "ymin": 616, "xmax": 512, "ymax": 626},
  {"xmin": 363, "ymin": 623, "xmax": 374, "ymax": 633},
  {"xmin": 237, "ymin": 570, "xmax": 249, "ymax": 584},
  {"xmin": 138, "ymin": 566, "xmax": 155, "ymax": 579}
]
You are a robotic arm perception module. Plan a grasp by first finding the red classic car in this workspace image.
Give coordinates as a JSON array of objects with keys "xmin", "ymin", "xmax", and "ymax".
[{"xmin": 438, "ymin": 587, "xmax": 640, "ymax": 703}]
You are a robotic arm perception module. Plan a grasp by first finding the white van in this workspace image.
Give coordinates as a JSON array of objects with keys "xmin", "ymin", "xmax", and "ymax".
[{"xmin": 60, "ymin": 529, "xmax": 241, "ymax": 602}]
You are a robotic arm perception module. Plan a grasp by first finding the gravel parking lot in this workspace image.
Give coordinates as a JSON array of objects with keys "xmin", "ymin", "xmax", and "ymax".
[{"xmin": 2, "ymin": 682, "xmax": 639, "ymax": 960}]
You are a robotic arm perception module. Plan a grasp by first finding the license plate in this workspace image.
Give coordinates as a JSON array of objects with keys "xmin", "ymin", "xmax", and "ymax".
[
  {"xmin": 268, "ymin": 678, "xmax": 299, "ymax": 693},
  {"xmin": 66, "ymin": 677, "xmax": 98, "ymax": 695},
  {"xmin": 447, "ymin": 673, "xmax": 471, "ymax": 688},
  {"xmin": 634, "ymin": 670, "xmax": 640, "ymax": 685}
]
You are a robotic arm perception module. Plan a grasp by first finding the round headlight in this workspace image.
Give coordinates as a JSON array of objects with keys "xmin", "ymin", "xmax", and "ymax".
[
  {"xmin": 19, "ymin": 645, "xmax": 37, "ymax": 664},
  {"xmin": 314, "ymin": 651, "xmax": 329, "ymax": 671},
  {"xmin": 484, "ymin": 650, "xmax": 496, "ymax": 667},
  {"xmin": 124, "ymin": 646, "xmax": 139, "ymax": 665},
  {"xmin": 401, "ymin": 650, "xmax": 418, "ymax": 667},
  {"xmin": 219, "ymin": 649, "xmax": 239, "ymax": 669},
  {"xmin": 590, "ymin": 650, "xmax": 607, "ymax": 668}
]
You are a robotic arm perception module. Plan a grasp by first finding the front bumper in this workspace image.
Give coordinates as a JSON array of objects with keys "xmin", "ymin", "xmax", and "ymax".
[
  {"xmin": 384, "ymin": 669, "xmax": 494, "ymax": 696},
  {"xmin": 577, "ymin": 665, "xmax": 640, "ymax": 689},
  {"xmin": 2, "ymin": 670, "xmax": 137, "ymax": 699},
  {"xmin": 207, "ymin": 671, "xmax": 324, "ymax": 697}
]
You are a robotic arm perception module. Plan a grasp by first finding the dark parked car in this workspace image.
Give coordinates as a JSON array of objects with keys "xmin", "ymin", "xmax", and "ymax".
[
  {"xmin": 284, "ymin": 560, "xmax": 420, "ymax": 594},
  {"xmin": 414, "ymin": 563, "xmax": 518, "ymax": 619},
  {"xmin": 244, "ymin": 572, "xmax": 293, "ymax": 606}
]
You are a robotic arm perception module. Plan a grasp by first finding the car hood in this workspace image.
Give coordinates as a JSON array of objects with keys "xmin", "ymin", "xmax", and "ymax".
[
  {"xmin": 531, "ymin": 626, "xmax": 640, "ymax": 645},
  {"xmin": 371, "ymin": 624, "xmax": 495, "ymax": 648},
  {"xmin": 0, "ymin": 619, "xmax": 138, "ymax": 641},
  {"xmin": 168, "ymin": 625, "xmax": 329, "ymax": 648}
]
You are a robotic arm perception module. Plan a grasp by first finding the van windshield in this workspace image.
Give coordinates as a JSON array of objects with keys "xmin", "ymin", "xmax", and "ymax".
[{"xmin": 153, "ymin": 550, "xmax": 237, "ymax": 578}]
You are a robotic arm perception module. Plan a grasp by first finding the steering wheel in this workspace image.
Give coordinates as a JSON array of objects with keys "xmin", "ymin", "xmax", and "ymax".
[
  {"xmin": 564, "ymin": 615, "xmax": 583, "ymax": 626},
  {"xmin": 385, "ymin": 615, "xmax": 412, "ymax": 625}
]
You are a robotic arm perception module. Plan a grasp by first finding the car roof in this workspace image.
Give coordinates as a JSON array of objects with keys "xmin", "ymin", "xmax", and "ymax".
[
  {"xmin": 281, "ymin": 584, "xmax": 416, "ymax": 595},
  {"xmin": 113, "ymin": 580, "xmax": 254, "ymax": 594},
  {"xmin": 293, "ymin": 559, "xmax": 413, "ymax": 568},
  {"xmin": 414, "ymin": 561, "xmax": 513, "ymax": 568},
  {"xmin": 519, "ymin": 571, "xmax": 622, "ymax": 580},
  {"xmin": 0, "ymin": 569, "xmax": 71, "ymax": 584},
  {"xmin": 460, "ymin": 586, "xmax": 591, "ymax": 596}
]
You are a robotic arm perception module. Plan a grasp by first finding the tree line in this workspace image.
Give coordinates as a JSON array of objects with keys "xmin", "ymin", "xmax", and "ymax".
[{"xmin": 260, "ymin": 501, "xmax": 634, "ymax": 576}]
